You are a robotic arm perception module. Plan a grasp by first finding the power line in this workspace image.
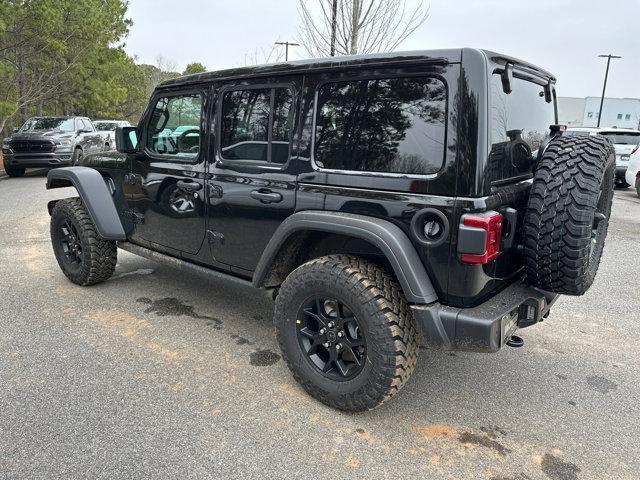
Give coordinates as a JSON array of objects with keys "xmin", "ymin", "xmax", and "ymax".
[{"xmin": 275, "ymin": 41, "xmax": 300, "ymax": 62}]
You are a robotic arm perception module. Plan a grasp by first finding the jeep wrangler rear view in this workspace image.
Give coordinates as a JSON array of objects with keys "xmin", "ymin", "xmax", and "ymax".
[{"xmin": 45, "ymin": 49, "xmax": 615, "ymax": 411}]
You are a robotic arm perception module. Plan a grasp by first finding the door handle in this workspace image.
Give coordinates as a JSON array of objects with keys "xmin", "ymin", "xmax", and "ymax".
[
  {"xmin": 176, "ymin": 180, "xmax": 202, "ymax": 191},
  {"xmin": 250, "ymin": 189, "xmax": 282, "ymax": 203}
]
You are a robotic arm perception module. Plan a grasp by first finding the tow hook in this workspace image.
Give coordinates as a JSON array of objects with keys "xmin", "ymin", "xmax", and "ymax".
[{"xmin": 506, "ymin": 334, "xmax": 524, "ymax": 348}]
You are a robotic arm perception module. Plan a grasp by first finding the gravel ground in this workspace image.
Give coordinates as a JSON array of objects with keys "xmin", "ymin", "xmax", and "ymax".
[{"xmin": 0, "ymin": 170, "xmax": 638, "ymax": 480}]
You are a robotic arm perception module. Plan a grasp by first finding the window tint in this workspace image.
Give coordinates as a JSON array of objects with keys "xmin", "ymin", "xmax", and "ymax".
[
  {"xmin": 220, "ymin": 87, "xmax": 294, "ymax": 164},
  {"xmin": 146, "ymin": 94, "xmax": 202, "ymax": 159},
  {"xmin": 313, "ymin": 77, "xmax": 446, "ymax": 175},
  {"xmin": 82, "ymin": 119, "xmax": 94, "ymax": 132},
  {"xmin": 489, "ymin": 74, "xmax": 556, "ymax": 181}
]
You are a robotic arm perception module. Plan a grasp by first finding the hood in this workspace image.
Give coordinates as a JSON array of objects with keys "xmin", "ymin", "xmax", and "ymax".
[{"xmin": 11, "ymin": 130, "xmax": 75, "ymax": 142}]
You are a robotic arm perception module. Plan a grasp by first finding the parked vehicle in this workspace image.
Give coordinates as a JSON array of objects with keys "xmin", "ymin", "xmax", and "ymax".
[
  {"xmin": 45, "ymin": 49, "xmax": 615, "ymax": 411},
  {"xmin": 93, "ymin": 120, "xmax": 131, "ymax": 150},
  {"xmin": 566, "ymin": 127, "xmax": 640, "ymax": 188},
  {"xmin": 625, "ymin": 143, "xmax": 640, "ymax": 198},
  {"xmin": 598, "ymin": 129, "xmax": 640, "ymax": 188},
  {"xmin": 2, "ymin": 117, "xmax": 106, "ymax": 177}
]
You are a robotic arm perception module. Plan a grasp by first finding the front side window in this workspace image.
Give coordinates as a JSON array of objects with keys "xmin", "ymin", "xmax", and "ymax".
[
  {"xmin": 313, "ymin": 77, "xmax": 447, "ymax": 175},
  {"xmin": 220, "ymin": 87, "xmax": 294, "ymax": 164},
  {"xmin": 146, "ymin": 93, "xmax": 203, "ymax": 159}
]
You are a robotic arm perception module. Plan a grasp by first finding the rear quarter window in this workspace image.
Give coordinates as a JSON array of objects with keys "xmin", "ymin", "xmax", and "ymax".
[
  {"xmin": 313, "ymin": 76, "xmax": 447, "ymax": 175},
  {"xmin": 489, "ymin": 74, "xmax": 556, "ymax": 182}
]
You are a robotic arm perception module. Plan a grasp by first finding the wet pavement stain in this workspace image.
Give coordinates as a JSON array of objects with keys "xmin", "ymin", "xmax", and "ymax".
[
  {"xmin": 541, "ymin": 453, "xmax": 580, "ymax": 480},
  {"xmin": 556, "ymin": 374, "xmax": 568, "ymax": 380},
  {"xmin": 458, "ymin": 431, "xmax": 511, "ymax": 457},
  {"xmin": 137, "ymin": 297, "xmax": 222, "ymax": 329},
  {"xmin": 568, "ymin": 400, "xmax": 577, "ymax": 406},
  {"xmin": 586, "ymin": 375, "xmax": 617, "ymax": 394},
  {"xmin": 249, "ymin": 349, "xmax": 280, "ymax": 366},
  {"xmin": 230, "ymin": 334, "xmax": 254, "ymax": 346},
  {"xmin": 491, "ymin": 474, "xmax": 532, "ymax": 480},
  {"xmin": 480, "ymin": 426, "xmax": 507, "ymax": 438}
]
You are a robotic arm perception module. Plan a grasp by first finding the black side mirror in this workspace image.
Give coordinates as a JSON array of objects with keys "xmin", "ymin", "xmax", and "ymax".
[
  {"xmin": 12, "ymin": 127, "xmax": 19, "ymax": 134},
  {"xmin": 116, "ymin": 126, "xmax": 139, "ymax": 154}
]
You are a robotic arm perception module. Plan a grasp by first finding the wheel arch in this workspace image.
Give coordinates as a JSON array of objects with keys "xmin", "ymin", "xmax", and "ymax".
[
  {"xmin": 46, "ymin": 167, "xmax": 126, "ymax": 240},
  {"xmin": 252, "ymin": 211, "xmax": 439, "ymax": 304}
]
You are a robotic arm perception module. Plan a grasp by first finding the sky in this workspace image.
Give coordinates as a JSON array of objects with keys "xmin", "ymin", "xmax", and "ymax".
[{"xmin": 124, "ymin": 0, "xmax": 640, "ymax": 99}]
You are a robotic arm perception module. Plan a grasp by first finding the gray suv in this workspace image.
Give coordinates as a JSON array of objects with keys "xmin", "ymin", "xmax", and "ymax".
[{"xmin": 2, "ymin": 116, "xmax": 106, "ymax": 177}]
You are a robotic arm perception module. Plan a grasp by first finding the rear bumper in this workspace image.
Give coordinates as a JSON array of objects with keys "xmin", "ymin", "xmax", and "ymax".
[
  {"xmin": 615, "ymin": 166, "xmax": 627, "ymax": 179},
  {"xmin": 3, "ymin": 152, "xmax": 73, "ymax": 168},
  {"xmin": 411, "ymin": 278, "xmax": 559, "ymax": 352}
]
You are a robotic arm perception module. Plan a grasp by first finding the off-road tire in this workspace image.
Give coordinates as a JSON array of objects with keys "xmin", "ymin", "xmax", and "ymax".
[
  {"xmin": 71, "ymin": 147, "xmax": 83, "ymax": 166},
  {"xmin": 50, "ymin": 198, "xmax": 117, "ymax": 286},
  {"xmin": 524, "ymin": 135, "xmax": 615, "ymax": 295},
  {"xmin": 3, "ymin": 164, "xmax": 26, "ymax": 177},
  {"xmin": 274, "ymin": 255, "xmax": 419, "ymax": 411}
]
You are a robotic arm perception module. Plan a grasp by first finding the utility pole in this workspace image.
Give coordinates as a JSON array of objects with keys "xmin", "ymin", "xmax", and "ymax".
[
  {"xmin": 596, "ymin": 54, "xmax": 621, "ymax": 127},
  {"xmin": 275, "ymin": 41, "xmax": 300, "ymax": 62},
  {"xmin": 330, "ymin": 0, "xmax": 338, "ymax": 56}
]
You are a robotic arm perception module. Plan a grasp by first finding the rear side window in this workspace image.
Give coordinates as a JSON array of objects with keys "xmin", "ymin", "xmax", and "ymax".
[
  {"xmin": 313, "ymin": 77, "xmax": 447, "ymax": 175},
  {"xmin": 220, "ymin": 87, "xmax": 294, "ymax": 164}
]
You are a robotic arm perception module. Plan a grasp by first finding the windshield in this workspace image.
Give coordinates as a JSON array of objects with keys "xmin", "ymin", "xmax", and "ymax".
[
  {"xmin": 94, "ymin": 122, "xmax": 118, "ymax": 131},
  {"xmin": 599, "ymin": 132, "xmax": 640, "ymax": 145},
  {"xmin": 20, "ymin": 117, "xmax": 75, "ymax": 132}
]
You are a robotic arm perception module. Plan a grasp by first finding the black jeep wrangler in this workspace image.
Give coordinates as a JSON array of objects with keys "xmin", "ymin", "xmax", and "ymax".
[{"xmin": 46, "ymin": 49, "xmax": 615, "ymax": 411}]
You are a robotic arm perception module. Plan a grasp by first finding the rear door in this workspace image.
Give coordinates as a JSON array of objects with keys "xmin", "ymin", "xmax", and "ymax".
[
  {"xmin": 205, "ymin": 77, "xmax": 301, "ymax": 274},
  {"xmin": 124, "ymin": 88, "xmax": 209, "ymax": 255}
]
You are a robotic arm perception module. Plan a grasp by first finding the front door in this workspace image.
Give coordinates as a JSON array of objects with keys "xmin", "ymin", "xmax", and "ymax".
[
  {"xmin": 206, "ymin": 78, "xmax": 301, "ymax": 273},
  {"xmin": 125, "ymin": 89, "xmax": 208, "ymax": 255}
]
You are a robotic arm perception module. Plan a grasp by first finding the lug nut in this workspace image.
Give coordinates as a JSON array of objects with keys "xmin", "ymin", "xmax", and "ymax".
[
  {"xmin": 335, "ymin": 343, "xmax": 342, "ymax": 350},
  {"xmin": 327, "ymin": 322, "xmax": 335, "ymax": 328},
  {"xmin": 319, "ymin": 328, "xmax": 326, "ymax": 335},
  {"xmin": 337, "ymin": 331, "xmax": 344, "ymax": 338},
  {"xmin": 323, "ymin": 342, "xmax": 330, "ymax": 348}
]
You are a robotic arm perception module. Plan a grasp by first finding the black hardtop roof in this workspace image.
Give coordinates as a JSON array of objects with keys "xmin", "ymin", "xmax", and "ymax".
[{"xmin": 160, "ymin": 48, "xmax": 555, "ymax": 89}]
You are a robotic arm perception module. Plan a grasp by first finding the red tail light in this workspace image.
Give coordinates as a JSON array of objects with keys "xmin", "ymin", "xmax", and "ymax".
[{"xmin": 460, "ymin": 212, "xmax": 503, "ymax": 264}]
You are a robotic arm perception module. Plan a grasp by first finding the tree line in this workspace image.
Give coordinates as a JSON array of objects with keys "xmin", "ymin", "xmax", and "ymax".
[
  {"xmin": 0, "ymin": 0, "xmax": 427, "ymax": 136},
  {"xmin": 0, "ymin": 0, "xmax": 206, "ymax": 135}
]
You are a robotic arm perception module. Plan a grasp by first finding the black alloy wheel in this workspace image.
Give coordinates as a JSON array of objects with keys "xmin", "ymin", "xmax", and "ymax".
[
  {"xmin": 296, "ymin": 296, "xmax": 366, "ymax": 381},
  {"xmin": 59, "ymin": 219, "xmax": 83, "ymax": 269}
]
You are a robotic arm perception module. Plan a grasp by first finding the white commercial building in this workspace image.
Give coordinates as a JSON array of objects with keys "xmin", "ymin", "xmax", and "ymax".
[{"xmin": 557, "ymin": 97, "xmax": 640, "ymax": 129}]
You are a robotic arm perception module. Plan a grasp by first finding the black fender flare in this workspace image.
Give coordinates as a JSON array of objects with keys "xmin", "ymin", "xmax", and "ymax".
[
  {"xmin": 46, "ymin": 166, "xmax": 126, "ymax": 240},
  {"xmin": 252, "ymin": 211, "xmax": 439, "ymax": 304}
]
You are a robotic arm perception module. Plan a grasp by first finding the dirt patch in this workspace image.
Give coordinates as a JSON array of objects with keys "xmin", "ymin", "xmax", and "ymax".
[
  {"xmin": 87, "ymin": 309, "xmax": 150, "ymax": 338},
  {"xmin": 416, "ymin": 425, "xmax": 457, "ymax": 440}
]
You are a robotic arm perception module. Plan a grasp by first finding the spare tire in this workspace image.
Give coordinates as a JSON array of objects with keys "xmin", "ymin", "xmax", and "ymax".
[{"xmin": 523, "ymin": 134, "xmax": 615, "ymax": 295}]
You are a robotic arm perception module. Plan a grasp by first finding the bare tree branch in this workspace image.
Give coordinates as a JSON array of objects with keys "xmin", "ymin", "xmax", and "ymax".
[{"xmin": 297, "ymin": 0, "xmax": 429, "ymax": 58}]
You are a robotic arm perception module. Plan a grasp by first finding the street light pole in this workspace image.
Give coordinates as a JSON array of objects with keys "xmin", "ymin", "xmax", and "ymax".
[
  {"xmin": 596, "ymin": 54, "xmax": 621, "ymax": 127},
  {"xmin": 275, "ymin": 41, "xmax": 300, "ymax": 62}
]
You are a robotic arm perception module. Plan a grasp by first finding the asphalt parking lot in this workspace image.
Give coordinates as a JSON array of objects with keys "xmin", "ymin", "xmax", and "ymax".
[{"xmin": 1, "ymin": 170, "xmax": 638, "ymax": 480}]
